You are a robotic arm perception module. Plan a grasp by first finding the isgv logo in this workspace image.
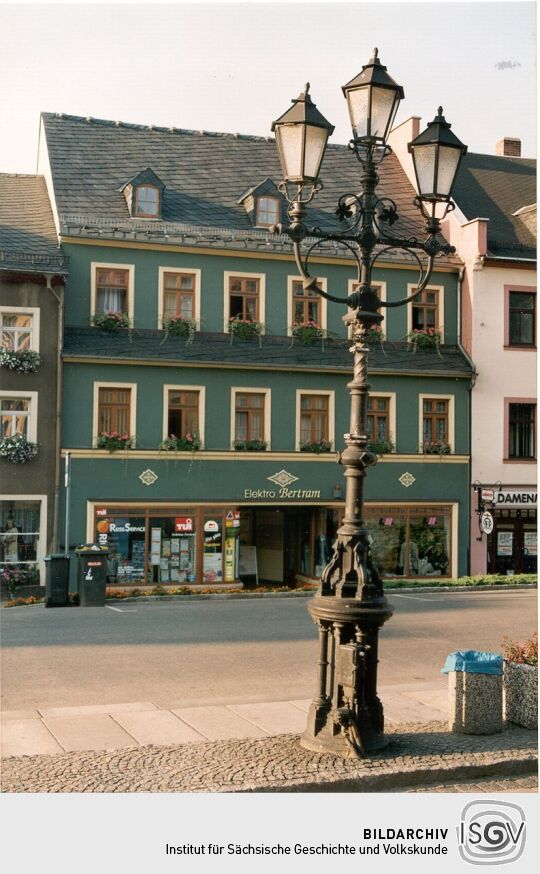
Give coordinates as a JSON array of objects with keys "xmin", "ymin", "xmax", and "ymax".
[{"xmin": 458, "ymin": 800, "xmax": 526, "ymax": 865}]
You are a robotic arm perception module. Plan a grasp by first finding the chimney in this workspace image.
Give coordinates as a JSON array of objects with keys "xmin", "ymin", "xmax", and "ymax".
[{"xmin": 496, "ymin": 137, "xmax": 521, "ymax": 157}]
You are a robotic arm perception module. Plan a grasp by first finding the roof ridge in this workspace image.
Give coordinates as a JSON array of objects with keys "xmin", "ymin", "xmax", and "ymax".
[
  {"xmin": 466, "ymin": 150, "xmax": 536, "ymax": 165},
  {"xmin": 0, "ymin": 172, "xmax": 45, "ymax": 180}
]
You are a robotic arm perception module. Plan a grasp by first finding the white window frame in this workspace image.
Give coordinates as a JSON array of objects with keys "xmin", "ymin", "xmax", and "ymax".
[
  {"xmin": 224, "ymin": 271, "xmax": 266, "ymax": 333},
  {"xmin": 407, "ymin": 283, "xmax": 445, "ymax": 341},
  {"xmin": 157, "ymin": 267, "xmax": 201, "ymax": 329},
  {"xmin": 295, "ymin": 389, "xmax": 335, "ymax": 451},
  {"xmin": 418, "ymin": 393, "xmax": 455, "ymax": 453},
  {"xmin": 287, "ymin": 276, "xmax": 328, "ymax": 335},
  {"xmin": 0, "ymin": 390, "xmax": 38, "ymax": 442},
  {"xmin": 230, "ymin": 387, "xmax": 272, "ymax": 450},
  {"xmin": 255, "ymin": 196, "xmax": 280, "ymax": 228},
  {"xmin": 92, "ymin": 382, "xmax": 137, "ymax": 448},
  {"xmin": 346, "ymin": 281, "xmax": 387, "ymax": 338},
  {"xmin": 0, "ymin": 494, "xmax": 48, "ymax": 583},
  {"xmin": 0, "ymin": 306, "xmax": 40, "ymax": 353},
  {"xmin": 162, "ymin": 384, "xmax": 206, "ymax": 448},
  {"xmin": 90, "ymin": 262, "xmax": 135, "ymax": 320},
  {"xmin": 367, "ymin": 391, "xmax": 397, "ymax": 451}
]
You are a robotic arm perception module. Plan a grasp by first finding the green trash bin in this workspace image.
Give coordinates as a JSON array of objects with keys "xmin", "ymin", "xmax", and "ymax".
[
  {"xmin": 44, "ymin": 554, "xmax": 70, "ymax": 608},
  {"xmin": 76, "ymin": 545, "xmax": 109, "ymax": 607}
]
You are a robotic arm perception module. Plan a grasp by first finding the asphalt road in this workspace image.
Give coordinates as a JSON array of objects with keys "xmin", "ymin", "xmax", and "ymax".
[{"xmin": 1, "ymin": 590, "xmax": 536, "ymax": 711}]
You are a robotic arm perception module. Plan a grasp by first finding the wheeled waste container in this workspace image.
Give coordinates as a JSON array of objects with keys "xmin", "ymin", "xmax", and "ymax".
[
  {"xmin": 44, "ymin": 554, "xmax": 70, "ymax": 607},
  {"xmin": 76, "ymin": 545, "xmax": 109, "ymax": 607},
  {"xmin": 442, "ymin": 650, "xmax": 503, "ymax": 735}
]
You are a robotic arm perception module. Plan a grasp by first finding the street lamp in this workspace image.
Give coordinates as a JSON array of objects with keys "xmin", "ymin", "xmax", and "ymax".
[{"xmin": 271, "ymin": 50, "xmax": 467, "ymax": 758}]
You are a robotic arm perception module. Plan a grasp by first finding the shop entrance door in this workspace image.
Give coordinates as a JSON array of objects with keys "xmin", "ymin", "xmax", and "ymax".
[{"xmin": 488, "ymin": 510, "xmax": 537, "ymax": 575}]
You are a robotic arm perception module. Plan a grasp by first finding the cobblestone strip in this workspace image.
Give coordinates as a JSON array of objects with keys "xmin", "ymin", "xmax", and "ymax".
[{"xmin": 1, "ymin": 722, "xmax": 536, "ymax": 794}]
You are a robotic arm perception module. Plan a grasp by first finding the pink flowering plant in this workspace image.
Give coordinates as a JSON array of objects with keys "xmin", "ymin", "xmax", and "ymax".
[
  {"xmin": 228, "ymin": 317, "xmax": 262, "ymax": 340},
  {"xmin": 96, "ymin": 431, "xmax": 133, "ymax": 451},
  {"xmin": 162, "ymin": 315, "xmax": 197, "ymax": 340},
  {"xmin": 300, "ymin": 438, "xmax": 333, "ymax": 454},
  {"xmin": 291, "ymin": 321, "xmax": 324, "ymax": 345},
  {"xmin": 233, "ymin": 438, "xmax": 267, "ymax": 451},
  {"xmin": 364, "ymin": 325, "xmax": 386, "ymax": 344},
  {"xmin": 407, "ymin": 327, "xmax": 442, "ymax": 349},
  {"xmin": 159, "ymin": 433, "xmax": 201, "ymax": 452},
  {"xmin": 0, "ymin": 565, "xmax": 37, "ymax": 598},
  {"xmin": 92, "ymin": 312, "xmax": 131, "ymax": 332},
  {"xmin": 422, "ymin": 439, "xmax": 451, "ymax": 455}
]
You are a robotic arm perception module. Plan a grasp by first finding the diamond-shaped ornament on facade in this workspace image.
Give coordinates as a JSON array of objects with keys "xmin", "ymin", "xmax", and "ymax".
[
  {"xmin": 139, "ymin": 468, "xmax": 158, "ymax": 486},
  {"xmin": 398, "ymin": 471, "xmax": 416, "ymax": 488},
  {"xmin": 267, "ymin": 469, "xmax": 299, "ymax": 488}
]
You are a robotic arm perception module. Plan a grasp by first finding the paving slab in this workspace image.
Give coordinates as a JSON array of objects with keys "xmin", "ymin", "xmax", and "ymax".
[
  {"xmin": 228, "ymin": 701, "xmax": 308, "ymax": 735},
  {"xmin": 38, "ymin": 702, "xmax": 157, "ymax": 719},
  {"xmin": 1, "ymin": 722, "xmax": 536, "ymax": 793},
  {"xmin": 42, "ymin": 714, "xmax": 139, "ymax": 752},
  {"xmin": 174, "ymin": 705, "xmax": 269, "ymax": 740},
  {"xmin": 1, "ymin": 709, "xmax": 40, "ymax": 722},
  {"xmin": 381, "ymin": 691, "xmax": 447, "ymax": 724},
  {"xmin": 289, "ymin": 699, "xmax": 312, "ymax": 713},
  {"xmin": 401, "ymin": 687, "xmax": 449, "ymax": 713},
  {"xmin": 114, "ymin": 711, "xmax": 205, "ymax": 745},
  {"xmin": 1, "ymin": 719, "xmax": 64, "ymax": 757}
]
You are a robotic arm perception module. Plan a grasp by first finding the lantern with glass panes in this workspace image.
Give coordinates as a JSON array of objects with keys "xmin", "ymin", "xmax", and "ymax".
[{"xmin": 270, "ymin": 50, "xmax": 467, "ymax": 759}]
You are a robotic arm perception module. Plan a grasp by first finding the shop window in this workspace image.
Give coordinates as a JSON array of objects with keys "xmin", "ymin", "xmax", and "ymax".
[
  {"xmin": 0, "ymin": 500, "xmax": 41, "ymax": 570},
  {"xmin": 256, "ymin": 196, "xmax": 280, "ymax": 228},
  {"xmin": 234, "ymin": 392, "xmax": 266, "ymax": 443},
  {"xmin": 203, "ymin": 514, "xmax": 223, "ymax": 583},
  {"xmin": 422, "ymin": 397, "xmax": 450, "ymax": 453},
  {"xmin": 0, "ymin": 308, "xmax": 39, "ymax": 352},
  {"xmin": 167, "ymin": 388, "xmax": 200, "ymax": 439},
  {"xmin": 508, "ymin": 292, "xmax": 535, "ymax": 346},
  {"xmin": 228, "ymin": 275, "xmax": 260, "ymax": 323},
  {"xmin": 97, "ymin": 387, "xmax": 132, "ymax": 436},
  {"xmin": 365, "ymin": 506, "xmax": 451, "ymax": 578},
  {"xmin": 367, "ymin": 396, "xmax": 391, "ymax": 449},
  {"xmin": 160, "ymin": 270, "xmax": 200, "ymax": 325},
  {"xmin": 135, "ymin": 185, "xmax": 160, "ymax": 218},
  {"xmin": 508, "ymin": 403, "xmax": 536, "ymax": 459},
  {"xmin": 299, "ymin": 393, "xmax": 330, "ymax": 446},
  {"xmin": 149, "ymin": 515, "xmax": 197, "ymax": 585},
  {"xmin": 93, "ymin": 266, "xmax": 132, "ymax": 316}
]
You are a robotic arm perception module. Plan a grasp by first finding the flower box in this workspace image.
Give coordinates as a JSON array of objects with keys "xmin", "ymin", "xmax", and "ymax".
[
  {"xmin": 368, "ymin": 438, "xmax": 395, "ymax": 455},
  {"xmin": 233, "ymin": 439, "xmax": 267, "ymax": 451},
  {"xmin": 92, "ymin": 312, "xmax": 130, "ymax": 332},
  {"xmin": 159, "ymin": 433, "xmax": 201, "ymax": 452},
  {"xmin": 422, "ymin": 440, "xmax": 451, "ymax": 455},
  {"xmin": 291, "ymin": 322, "xmax": 324, "ymax": 345},
  {"xmin": 502, "ymin": 633, "xmax": 538, "ymax": 729},
  {"xmin": 0, "ymin": 349, "xmax": 42, "ymax": 373},
  {"xmin": 228, "ymin": 318, "xmax": 262, "ymax": 340},
  {"xmin": 162, "ymin": 316, "xmax": 197, "ymax": 339},
  {"xmin": 300, "ymin": 439, "xmax": 333, "ymax": 454},
  {"xmin": 407, "ymin": 328, "xmax": 442, "ymax": 349},
  {"xmin": 96, "ymin": 432, "xmax": 133, "ymax": 452},
  {"xmin": 0, "ymin": 434, "xmax": 39, "ymax": 463},
  {"xmin": 364, "ymin": 326, "xmax": 386, "ymax": 344}
]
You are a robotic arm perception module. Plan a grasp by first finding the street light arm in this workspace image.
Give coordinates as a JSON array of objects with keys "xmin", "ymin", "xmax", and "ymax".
[{"xmin": 379, "ymin": 253, "xmax": 435, "ymax": 308}]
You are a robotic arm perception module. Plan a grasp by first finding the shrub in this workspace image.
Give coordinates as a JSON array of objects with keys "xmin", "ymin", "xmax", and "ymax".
[
  {"xmin": 502, "ymin": 632, "xmax": 538, "ymax": 666},
  {"xmin": 228, "ymin": 317, "xmax": 262, "ymax": 340},
  {"xmin": 291, "ymin": 322, "xmax": 324, "ymax": 345},
  {"xmin": 0, "ymin": 565, "xmax": 35, "ymax": 597},
  {"xmin": 92, "ymin": 312, "xmax": 130, "ymax": 331},
  {"xmin": 162, "ymin": 316, "xmax": 197, "ymax": 339}
]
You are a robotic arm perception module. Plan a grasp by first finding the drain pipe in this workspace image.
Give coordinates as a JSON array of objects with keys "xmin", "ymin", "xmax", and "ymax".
[
  {"xmin": 456, "ymin": 266, "xmax": 478, "ymax": 575},
  {"xmin": 45, "ymin": 274, "xmax": 65, "ymax": 553}
]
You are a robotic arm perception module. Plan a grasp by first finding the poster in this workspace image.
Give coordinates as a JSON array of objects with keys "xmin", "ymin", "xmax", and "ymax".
[
  {"xmin": 497, "ymin": 531, "xmax": 513, "ymax": 556},
  {"xmin": 524, "ymin": 532, "xmax": 537, "ymax": 556}
]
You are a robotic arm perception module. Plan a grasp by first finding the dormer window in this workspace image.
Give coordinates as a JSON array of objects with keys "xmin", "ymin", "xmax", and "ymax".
[
  {"xmin": 135, "ymin": 185, "xmax": 160, "ymax": 217},
  {"xmin": 256, "ymin": 196, "xmax": 280, "ymax": 228}
]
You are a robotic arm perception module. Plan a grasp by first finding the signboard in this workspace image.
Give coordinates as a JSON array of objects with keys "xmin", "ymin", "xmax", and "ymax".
[
  {"xmin": 204, "ymin": 520, "xmax": 219, "ymax": 533},
  {"xmin": 150, "ymin": 527, "xmax": 161, "ymax": 565},
  {"xmin": 480, "ymin": 489, "xmax": 495, "ymax": 503},
  {"xmin": 96, "ymin": 508, "xmax": 108, "ymax": 517},
  {"xmin": 480, "ymin": 511, "xmax": 494, "ymax": 535},
  {"xmin": 238, "ymin": 545, "xmax": 258, "ymax": 586},
  {"xmin": 494, "ymin": 490, "xmax": 537, "ymax": 506},
  {"xmin": 497, "ymin": 531, "xmax": 513, "ymax": 556},
  {"xmin": 175, "ymin": 516, "xmax": 194, "ymax": 533}
]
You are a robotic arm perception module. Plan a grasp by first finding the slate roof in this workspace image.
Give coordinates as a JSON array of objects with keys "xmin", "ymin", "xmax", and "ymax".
[
  {"xmin": 63, "ymin": 327, "xmax": 473, "ymax": 377},
  {"xmin": 452, "ymin": 152, "xmax": 536, "ymax": 260},
  {"xmin": 0, "ymin": 173, "xmax": 67, "ymax": 272},
  {"xmin": 42, "ymin": 113, "xmax": 460, "ymax": 269}
]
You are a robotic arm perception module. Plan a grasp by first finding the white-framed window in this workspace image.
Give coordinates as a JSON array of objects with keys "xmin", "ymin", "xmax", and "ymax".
[
  {"xmin": 407, "ymin": 284, "xmax": 445, "ymax": 341},
  {"xmin": 0, "ymin": 391, "xmax": 38, "ymax": 442},
  {"xmin": 295, "ymin": 389, "xmax": 335, "ymax": 451},
  {"xmin": 90, "ymin": 262, "xmax": 135, "ymax": 319},
  {"xmin": 346, "ymin": 281, "xmax": 387, "ymax": 338},
  {"xmin": 0, "ymin": 496, "xmax": 48, "ymax": 580},
  {"xmin": 367, "ymin": 392, "xmax": 397, "ymax": 451},
  {"xmin": 135, "ymin": 185, "xmax": 160, "ymax": 218},
  {"xmin": 256, "ymin": 196, "xmax": 280, "ymax": 228},
  {"xmin": 224, "ymin": 271, "xmax": 266, "ymax": 332},
  {"xmin": 230, "ymin": 388, "xmax": 271, "ymax": 449},
  {"xmin": 92, "ymin": 382, "xmax": 137, "ymax": 448},
  {"xmin": 0, "ymin": 306, "xmax": 40, "ymax": 352},
  {"xmin": 158, "ymin": 268, "xmax": 201, "ymax": 328},
  {"xmin": 287, "ymin": 276, "xmax": 328, "ymax": 334},
  {"xmin": 162, "ymin": 384, "xmax": 206, "ymax": 447},
  {"xmin": 418, "ymin": 393, "xmax": 455, "ymax": 453}
]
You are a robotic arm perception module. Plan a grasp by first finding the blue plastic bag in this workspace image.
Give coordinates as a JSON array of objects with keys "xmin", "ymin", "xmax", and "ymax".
[{"xmin": 441, "ymin": 650, "xmax": 503, "ymax": 675}]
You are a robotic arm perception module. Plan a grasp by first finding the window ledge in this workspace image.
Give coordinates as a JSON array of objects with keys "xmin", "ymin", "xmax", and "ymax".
[
  {"xmin": 503, "ymin": 345, "xmax": 536, "ymax": 351},
  {"xmin": 503, "ymin": 457, "xmax": 537, "ymax": 464}
]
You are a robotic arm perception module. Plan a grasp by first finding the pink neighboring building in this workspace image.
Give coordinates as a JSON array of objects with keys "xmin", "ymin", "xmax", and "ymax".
[{"xmin": 390, "ymin": 121, "xmax": 536, "ymax": 576}]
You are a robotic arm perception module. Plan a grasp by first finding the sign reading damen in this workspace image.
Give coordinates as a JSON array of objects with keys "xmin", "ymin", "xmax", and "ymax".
[{"xmin": 458, "ymin": 800, "xmax": 526, "ymax": 865}]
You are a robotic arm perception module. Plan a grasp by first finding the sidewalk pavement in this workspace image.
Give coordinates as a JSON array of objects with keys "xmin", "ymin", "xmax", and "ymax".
[{"xmin": 1, "ymin": 681, "xmax": 450, "ymax": 758}]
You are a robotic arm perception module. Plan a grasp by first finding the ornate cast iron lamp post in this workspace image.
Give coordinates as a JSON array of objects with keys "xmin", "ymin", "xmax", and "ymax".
[{"xmin": 271, "ymin": 49, "xmax": 467, "ymax": 757}]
